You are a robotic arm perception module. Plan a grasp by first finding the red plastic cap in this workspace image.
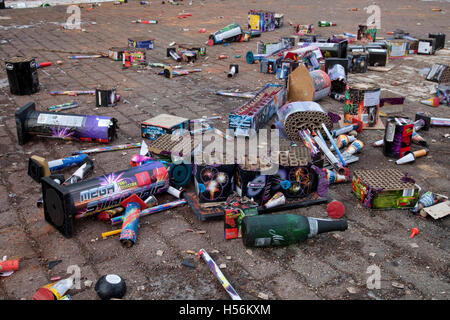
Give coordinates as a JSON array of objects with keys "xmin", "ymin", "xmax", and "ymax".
[
  {"xmin": 120, "ymin": 194, "xmax": 148, "ymax": 210},
  {"xmin": 33, "ymin": 288, "xmax": 56, "ymax": 300},
  {"xmin": 327, "ymin": 200, "xmax": 345, "ymax": 219}
]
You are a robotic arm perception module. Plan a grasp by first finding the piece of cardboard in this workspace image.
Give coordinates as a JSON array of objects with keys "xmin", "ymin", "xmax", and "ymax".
[
  {"xmin": 287, "ymin": 64, "xmax": 314, "ymax": 102},
  {"xmin": 338, "ymin": 114, "xmax": 385, "ymax": 130},
  {"xmin": 423, "ymin": 200, "xmax": 450, "ymax": 219}
]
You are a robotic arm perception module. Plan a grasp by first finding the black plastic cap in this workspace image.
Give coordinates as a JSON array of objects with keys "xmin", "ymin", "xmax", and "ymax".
[{"xmin": 15, "ymin": 102, "xmax": 35, "ymax": 145}]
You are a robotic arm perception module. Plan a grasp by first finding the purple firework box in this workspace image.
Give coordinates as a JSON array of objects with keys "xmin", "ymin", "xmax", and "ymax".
[
  {"xmin": 15, "ymin": 102, "xmax": 118, "ymax": 145},
  {"xmin": 235, "ymin": 157, "xmax": 273, "ymax": 206},
  {"xmin": 193, "ymin": 158, "xmax": 236, "ymax": 204}
]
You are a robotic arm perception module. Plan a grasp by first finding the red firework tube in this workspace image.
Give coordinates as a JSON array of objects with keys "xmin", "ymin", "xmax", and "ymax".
[
  {"xmin": 111, "ymin": 199, "xmax": 187, "ymax": 225},
  {"xmin": 40, "ymin": 161, "xmax": 169, "ymax": 238},
  {"xmin": 37, "ymin": 62, "xmax": 52, "ymax": 68},
  {"xmin": 0, "ymin": 260, "xmax": 19, "ymax": 272},
  {"xmin": 119, "ymin": 194, "xmax": 148, "ymax": 247}
]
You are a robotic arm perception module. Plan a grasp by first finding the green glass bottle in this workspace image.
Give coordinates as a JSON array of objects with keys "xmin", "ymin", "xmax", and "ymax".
[
  {"xmin": 241, "ymin": 214, "xmax": 348, "ymax": 247},
  {"xmin": 318, "ymin": 21, "xmax": 337, "ymax": 27}
]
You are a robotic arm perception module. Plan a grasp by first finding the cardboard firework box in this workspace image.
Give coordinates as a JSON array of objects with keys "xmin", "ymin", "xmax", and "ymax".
[
  {"xmin": 122, "ymin": 49, "xmax": 146, "ymax": 68},
  {"xmin": 224, "ymin": 196, "xmax": 258, "ymax": 240},
  {"xmin": 193, "ymin": 155, "xmax": 236, "ymax": 204},
  {"xmin": 248, "ymin": 10, "xmax": 276, "ymax": 33},
  {"xmin": 271, "ymin": 147, "xmax": 318, "ymax": 199},
  {"xmin": 352, "ymin": 169, "xmax": 419, "ymax": 209},
  {"xmin": 229, "ymin": 83, "xmax": 285, "ymax": 137},
  {"xmin": 141, "ymin": 114, "xmax": 190, "ymax": 141},
  {"xmin": 235, "ymin": 157, "xmax": 274, "ymax": 206}
]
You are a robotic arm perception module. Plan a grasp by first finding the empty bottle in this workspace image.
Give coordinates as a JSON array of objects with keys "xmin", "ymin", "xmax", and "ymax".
[{"xmin": 241, "ymin": 214, "xmax": 348, "ymax": 247}]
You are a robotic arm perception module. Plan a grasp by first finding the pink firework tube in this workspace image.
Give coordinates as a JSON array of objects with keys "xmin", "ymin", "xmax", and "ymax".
[
  {"xmin": 197, "ymin": 249, "xmax": 242, "ymax": 300},
  {"xmin": 119, "ymin": 194, "xmax": 148, "ymax": 247},
  {"xmin": 111, "ymin": 199, "xmax": 187, "ymax": 225}
]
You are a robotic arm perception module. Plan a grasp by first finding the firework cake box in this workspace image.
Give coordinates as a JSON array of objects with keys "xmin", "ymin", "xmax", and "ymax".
[
  {"xmin": 235, "ymin": 157, "xmax": 274, "ymax": 206},
  {"xmin": 271, "ymin": 147, "xmax": 318, "ymax": 199},
  {"xmin": 193, "ymin": 154, "xmax": 236, "ymax": 204},
  {"xmin": 141, "ymin": 114, "xmax": 189, "ymax": 141},
  {"xmin": 352, "ymin": 169, "xmax": 419, "ymax": 209},
  {"xmin": 224, "ymin": 197, "xmax": 258, "ymax": 240}
]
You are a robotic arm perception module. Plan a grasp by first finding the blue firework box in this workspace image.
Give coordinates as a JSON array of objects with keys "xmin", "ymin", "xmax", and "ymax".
[
  {"xmin": 128, "ymin": 38, "xmax": 155, "ymax": 50},
  {"xmin": 229, "ymin": 83, "xmax": 285, "ymax": 137}
]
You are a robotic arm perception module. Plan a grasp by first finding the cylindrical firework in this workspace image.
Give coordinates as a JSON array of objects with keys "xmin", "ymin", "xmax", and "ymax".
[
  {"xmin": 342, "ymin": 140, "xmax": 364, "ymax": 156},
  {"xmin": 95, "ymin": 88, "xmax": 118, "ymax": 108},
  {"xmin": 383, "ymin": 117, "xmax": 413, "ymax": 158},
  {"xmin": 98, "ymin": 206, "xmax": 125, "ymax": 221},
  {"xmin": 72, "ymin": 142, "xmax": 142, "ymax": 155},
  {"xmin": 5, "ymin": 56, "xmax": 40, "ymax": 95},
  {"xmin": 63, "ymin": 157, "xmax": 94, "ymax": 185},
  {"xmin": 277, "ymin": 101, "xmax": 332, "ymax": 142},
  {"xmin": 324, "ymin": 168, "xmax": 349, "ymax": 184},
  {"xmin": 411, "ymin": 130, "xmax": 427, "ymax": 146},
  {"xmin": 344, "ymin": 83, "xmax": 380, "ymax": 128},
  {"xmin": 50, "ymin": 90, "xmax": 95, "ymax": 96},
  {"xmin": 373, "ymin": 139, "xmax": 384, "ymax": 147},
  {"xmin": 167, "ymin": 48, "xmax": 182, "ymax": 62},
  {"xmin": 28, "ymin": 154, "xmax": 88, "ymax": 183},
  {"xmin": 0, "ymin": 260, "xmax": 19, "ymax": 272},
  {"xmin": 396, "ymin": 149, "xmax": 429, "ymax": 165},
  {"xmin": 328, "ymin": 63, "xmax": 347, "ymax": 93},
  {"xmin": 197, "ymin": 248, "xmax": 242, "ymax": 300},
  {"xmin": 208, "ymin": 23, "xmax": 243, "ymax": 46},
  {"xmin": 33, "ymin": 277, "xmax": 74, "ymax": 300},
  {"xmin": 15, "ymin": 102, "xmax": 118, "ymax": 145},
  {"xmin": 331, "ymin": 120, "xmax": 362, "ymax": 137},
  {"xmin": 331, "ymin": 134, "xmax": 356, "ymax": 150},
  {"xmin": 227, "ymin": 64, "xmax": 239, "ymax": 78},
  {"xmin": 263, "ymin": 192, "xmax": 286, "ymax": 209},
  {"xmin": 68, "ymin": 55, "xmax": 103, "ymax": 59},
  {"xmin": 111, "ymin": 199, "xmax": 187, "ymax": 225},
  {"xmin": 309, "ymin": 70, "xmax": 332, "ymax": 101},
  {"xmin": 47, "ymin": 102, "xmax": 79, "ymax": 112},
  {"xmin": 119, "ymin": 195, "xmax": 147, "ymax": 247},
  {"xmin": 411, "ymin": 191, "xmax": 436, "ymax": 213},
  {"xmin": 321, "ymin": 123, "xmax": 346, "ymax": 167},
  {"xmin": 167, "ymin": 186, "xmax": 185, "ymax": 199},
  {"xmin": 40, "ymin": 161, "xmax": 170, "ymax": 238}
]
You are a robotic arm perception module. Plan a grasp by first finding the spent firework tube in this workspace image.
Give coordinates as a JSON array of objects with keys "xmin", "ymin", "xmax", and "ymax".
[
  {"xmin": 330, "ymin": 135, "xmax": 356, "ymax": 150},
  {"xmin": 63, "ymin": 157, "xmax": 94, "ymax": 185},
  {"xmin": 167, "ymin": 186, "xmax": 185, "ymax": 199},
  {"xmin": 197, "ymin": 249, "xmax": 242, "ymax": 300},
  {"xmin": 111, "ymin": 199, "xmax": 187, "ymax": 225},
  {"xmin": 40, "ymin": 161, "xmax": 170, "ymax": 238},
  {"xmin": 50, "ymin": 90, "xmax": 95, "ymax": 96},
  {"xmin": 331, "ymin": 120, "xmax": 362, "ymax": 137},
  {"xmin": 47, "ymin": 102, "xmax": 79, "ymax": 112},
  {"xmin": 119, "ymin": 194, "xmax": 148, "ymax": 247},
  {"xmin": 373, "ymin": 139, "xmax": 384, "ymax": 147},
  {"xmin": 342, "ymin": 140, "xmax": 364, "ymax": 156},
  {"xmin": 97, "ymin": 206, "xmax": 125, "ymax": 221},
  {"xmin": 208, "ymin": 23, "xmax": 243, "ymax": 46},
  {"xmin": 33, "ymin": 277, "xmax": 74, "ymax": 300},
  {"xmin": 167, "ymin": 48, "xmax": 182, "ymax": 62},
  {"xmin": 0, "ymin": 260, "xmax": 19, "ymax": 272},
  {"xmin": 324, "ymin": 168, "xmax": 349, "ymax": 184},
  {"xmin": 216, "ymin": 91, "xmax": 256, "ymax": 99},
  {"xmin": 28, "ymin": 154, "xmax": 88, "ymax": 183},
  {"xmin": 72, "ymin": 142, "xmax": 141, "ymax": 155},
  {"xmin": 396, "ymin": 149, "xmax": 429, "ymax": 165},
  {"xmin": 15, "ymin": 102, "xmax": 117, "ymax": 145},
  {"xmin": 68, "ymin": 55, "xmax": 103, "ymax": 59},
  {"xmin": 322, "ymin": 123, "xmax": 346, "ymax": 167},
  {"xmin": 411, "ymin": 191, "xmax": 436, "ymax": 213},
  {"xmin": 36, "ymin": 62, "xmax": 52, "ymax": 68},
  {"xmin": 227, "ymin": 64, "xmax": 239, "ymax": 78},
  {"xmin": 263, "ymin": 192, "xmax": 286, "ymax": 209}
]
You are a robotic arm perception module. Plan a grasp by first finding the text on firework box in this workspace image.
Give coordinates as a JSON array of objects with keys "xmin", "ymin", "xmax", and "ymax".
[{"xmin": 141, "ymin": 114, "xmax": 189, "ymax": 140}]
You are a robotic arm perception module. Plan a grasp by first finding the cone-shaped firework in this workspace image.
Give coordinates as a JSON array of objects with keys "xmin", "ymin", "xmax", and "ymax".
[
  {"xmin": 411, "ymin": 131, "xmax": 427, "ymax": 146},
  {"xmin": 263, "ymin": 192, "xmax": 286, "ymax": 209},
  {"xmin": 324, "ymin": 168, "xmax": 350, "ymax": 184},
  {"xmin": 330, "ymin": 134, "xmax": 356, "ymax": 151},
  {"xmin": 342, "ymin": 140, "xmax": 364, "ymax": 156},
  {"xmin": 396, "ymin": 149, "xmax": 428, "ymax": 165},
  {"xmin": 420, "ymin": 97, "xmax": 440, "ymax": 107}
]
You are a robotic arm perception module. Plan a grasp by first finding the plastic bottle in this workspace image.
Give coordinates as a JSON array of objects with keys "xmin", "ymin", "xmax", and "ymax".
[{"xmin": 318, "ymin": 21, "xmax": 336, "ymax": 27}]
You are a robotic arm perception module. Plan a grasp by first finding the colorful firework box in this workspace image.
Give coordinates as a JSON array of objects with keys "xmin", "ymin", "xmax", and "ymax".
[
  {"xmin": 352, "ymin": 169, "xmax": 419, "ymax": 210},
  {"xmin": 235, "ymin": 157, "xmax": 274, "ymax": 206},
  {"xmin": 41, "ymin": 161, "xmax": 170, "ymax": 237},
  {"xmin": 224, "ymin": 196, "xmax": 258, "ymax": 240},
  {"xmin": 141, "ymin": 114, "xmax": 190, "ymax": 140},
  {"xmin": 248, "ymin": 10, "xmax": 276, "ymax": 33},
  {"xmin": 260, "ymin": 45, "xmax": 320, "ymax": 74},
  {"xmin": 147, "ymin": 133, "xmax": 200, "ymax": 158},
  {"xmin": 229, "ymin": 83, "xmax": 285, "ymax": 137},
  {"xmin": 194, "ymin": 158, "xmax": 236, "ymax": 204},
  {"xmin": 387, "ymin": 40, "xmax": 410, "ymax": 57},
  {"xmin": 344, "ymin": 84, "xmax": 380, "ymax": 128},
  {"xmin": 357, "ymin": 25, "xmax": 377, "ymax": 42},
  {"xmin": 122, "ymin": 49, "xmax": 146, "ymax": 68},
  {"xmin": 298, "ymin": 39, "xmax": 348, "ymax": 59},
  {"xmin": 128, "ymin": 38, "xmax": 155, "ymax": 50},
  {"xmin": 382, "ymin": 117, "xmax": 413, "ymax": 159},
  {"xmin": 273, "ymin": 146, "xmax": 318, "ymax": 199}
]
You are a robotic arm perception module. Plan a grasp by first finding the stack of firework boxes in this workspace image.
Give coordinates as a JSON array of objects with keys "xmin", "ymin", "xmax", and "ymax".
[{"xmin": 123, "ymin": 38, "xmax": 155, "ymax": 68}]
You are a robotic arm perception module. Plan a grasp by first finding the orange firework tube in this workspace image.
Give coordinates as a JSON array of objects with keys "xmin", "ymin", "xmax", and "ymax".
[
  {"xmin": 0, "ymin": 259, "xmax": 19, "ymax": 272},
  {"xmin": 330, "ymin": 134, "xmax": 356, "ymax": 150},
  {"xmin": 119, "ymin": 194, "xmax": 148, "ymax": 248},
  {"xmin": 324, "ymin": 168, "xmax": 349, "ymax": 184},
  {"xmin": 396, "ymin": 149, "xmax": 429, "ymax": 165}
]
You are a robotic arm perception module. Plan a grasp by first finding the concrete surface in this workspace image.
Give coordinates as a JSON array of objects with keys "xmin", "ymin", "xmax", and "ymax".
[{"xmin": 0, "ymin": 0, "xmax": 449, "ymax": 300}]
